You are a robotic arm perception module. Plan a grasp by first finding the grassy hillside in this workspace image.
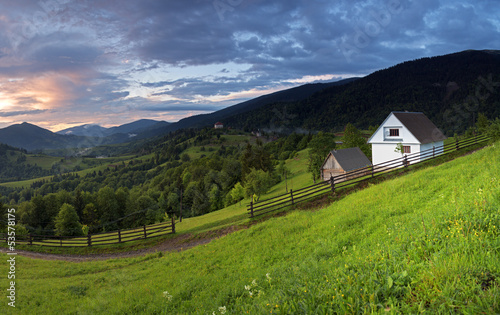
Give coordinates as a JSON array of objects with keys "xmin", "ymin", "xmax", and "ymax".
[{"xmin": 1, "ymin": 143, "xmax": 499, "ymax": 314}]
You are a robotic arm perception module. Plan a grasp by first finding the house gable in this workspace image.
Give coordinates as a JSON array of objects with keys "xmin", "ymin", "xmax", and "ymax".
[{"xmin": 368, "ymin": 112, "xmax": 420, "ymax": 144}]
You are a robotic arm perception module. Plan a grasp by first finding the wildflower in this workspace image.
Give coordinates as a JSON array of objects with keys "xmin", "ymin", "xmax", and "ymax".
[
  {"xmin": 249, "ymin": 291, "xmax": 253, "ymax": 297},
  {"xmin": 266, "ymin": 273, "xmax": 271, "ymax": 280},
  {"xmin": 245, "ymin": 285, "xmax": 251, "ymax": 291},
  {"xmin": 163, "ymin": 291, "xmax": 172, "ymax": 302},
  {"xmin": 252, "ymin": 279, "xmax": 257, "ymax": 286},
  {"xmin": 219, "ymin": 306, "xmax": 227, "ymax": 314}
]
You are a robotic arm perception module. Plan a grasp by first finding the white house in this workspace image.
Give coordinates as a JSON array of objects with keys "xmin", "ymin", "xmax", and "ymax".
[
  {"xmin": 368, "ymin": 112, "xmax": 447, "ymax": 166},
  {"xmin": 214, "ymin": 122, "xmax": 224, "ymax": 129}
]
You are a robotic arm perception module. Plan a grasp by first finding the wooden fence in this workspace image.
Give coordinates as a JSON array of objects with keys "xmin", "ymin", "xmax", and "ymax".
[
  {"xmin": 248, "ymin": 134, "xmax": 491, "ymax": 218},
  {"xmin": 1, "ymin": 217, "xmax": 175, "ymax": 247}
]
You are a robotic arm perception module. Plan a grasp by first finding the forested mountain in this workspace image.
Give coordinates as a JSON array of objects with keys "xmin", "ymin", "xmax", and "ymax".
[
  {"xmin": 221, "ymin": 50, "xmax": 500, "ymax": 135},
  {"xmin": 152, "ymin": 78, "xmax": 360, "ymax": 134}
]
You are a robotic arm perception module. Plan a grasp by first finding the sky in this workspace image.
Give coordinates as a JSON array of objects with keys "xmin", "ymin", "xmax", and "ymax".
[{"xmin": 0, "ymin": 0, "xmax": 499, "ymax": 131}]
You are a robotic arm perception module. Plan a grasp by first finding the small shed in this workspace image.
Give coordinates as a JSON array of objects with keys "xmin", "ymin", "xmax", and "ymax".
[
  {"xmin": 214, "ymin": 122, "xmax": 224, "ymax": 129},
  {"xmin": 321, "ymin": 147, "xmax": 372, "ymax": 182}
]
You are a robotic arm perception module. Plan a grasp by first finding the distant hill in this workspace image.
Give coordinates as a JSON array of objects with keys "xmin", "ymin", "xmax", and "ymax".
[
  {"xmin": 57, "ymin": 119, "xmax": 169, "ymax": 137},
  {"xmin": 0, "ymin": 120, "xmax": 170, "ymax": 152},
  {"xmin": 57, "ymin": 124, "xmax": 108, "ymax": 137},
  {"xmin": 219, "ymin": 50, "xmax": 500, "ymax": 135},
  {"xmin": 0, "ymin": 122, "xmax": 98, "ymax": 151}
]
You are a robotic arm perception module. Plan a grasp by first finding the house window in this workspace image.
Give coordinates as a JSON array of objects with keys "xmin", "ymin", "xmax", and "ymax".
[
  {"xmin": 389, "ymin": 129, "xmax": 399, "ymax": 137},
  {"xmin": 403, "ymin": 146, "xmax": 411, "ymax": 154}
]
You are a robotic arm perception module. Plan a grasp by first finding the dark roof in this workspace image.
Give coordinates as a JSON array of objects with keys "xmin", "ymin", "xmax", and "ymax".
[
  {"xmin": 392, "ymin": 112, "xmax": 447, "ymax": 143},
  {"xmin": 215, "ymin": 122, "xmax": 223, "ymax": 125},
  {"xmin": 325, "ymin": 147, "xmax": 372, "ymax": 172}
]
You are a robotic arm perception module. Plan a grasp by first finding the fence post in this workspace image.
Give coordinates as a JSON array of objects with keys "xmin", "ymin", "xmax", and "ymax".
[
  {"xmin": 250, "ymin": 201, "xmax": 254, "ymax": 218},
  {"xmin": 371, "ymin": 166, "xmax": 374, "ymax": 178},
  {"xmin": 404, "ymin": 155, "xmax": 408, "ymax": 168},
  {"xmin": 29, "ymin": 234, "xmax": 33, "ymax": 246},
  {"xmin": 171, "ymin": 216, "xmax": 175, "ymax": 234},
  {"xmin": 456, "ymin": 138, "xmax": 459, "ymax": 151},
  {"xmin": 143, "ymin": 225, "xmax": 147, "ymax": 238},
  {"xmin": 330, "ymin": 176, "xmax": 335, "ymax": 194},
  {"xmin": 290, "ymin": 189, "xmax": 294, "ymax": 205},
  {"xmin": 87, "ymin": 232, "xmax": 92, "ymax": 247},
  {"xmin": 60, "ymin": 236, "xmax": 63, "ymax": 247},
  {"xmin": 118, "ymin": 229, "xmax": 121, "ymax": 243}
]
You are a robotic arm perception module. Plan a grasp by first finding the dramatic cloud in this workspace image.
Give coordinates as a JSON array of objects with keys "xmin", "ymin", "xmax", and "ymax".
[{"xmin": 0, "ymin": 0, "xmax": 498, "ymax": 130}]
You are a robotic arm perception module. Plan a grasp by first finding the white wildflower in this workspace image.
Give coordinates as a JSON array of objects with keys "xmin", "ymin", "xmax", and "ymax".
[
  {"xmin": 218, "ymin": 306, "xmax": 227, "ymax": 314},
  {"xmin": 266, "ymin": 273, "xmax": 271, "ymax": 280},
  {"xmin": 245, "ymin": 285, "xmax": 251, "ymax": 290},
  {"xmin": 163, "ymin": 291, "xmax": 172, "ymax": 301},
  {"xmin": 252, "ymin": 279, "xmax": 257, "ymax": 286},
  {"xmin": 249, "ymin": 291, "xmax": 253, "ymax": 297}
]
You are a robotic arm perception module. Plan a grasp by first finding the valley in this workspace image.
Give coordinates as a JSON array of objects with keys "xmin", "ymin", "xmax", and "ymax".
[{"xmin": 0, "ymin": 50, "xmax": 500, "ymax": 314}]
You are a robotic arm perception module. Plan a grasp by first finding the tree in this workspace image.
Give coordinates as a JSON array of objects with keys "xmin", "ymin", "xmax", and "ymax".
[
  {"xmin": 0, "ymin": 196, "xmax": 6, "ymax": 232},
  {"xmin": 341, "ymin": 123, "xmax": 371, "ymax": 159},
  {"xmin": 82, "ymin": 203, "xmax": 99, "ymax": 231},
  {"xmin": 54, "ymin": 203, "xmax": 83, "ymax": 236},
  {"xmin": 307, "ymin": 132, "xmax": 336, "ymax": 183},
  {"xmin": 73, "ymin": 189, "xmax": 85, "ymax": 219},
  {"xmin": 244, "ymin": 169, "xmax": 273, "ymax": 201},
  {"xmin": 487, "ymin": 118, "xmax": 500, "ymax": 142},
  {"xmin": 476, "ymin": 112, "xmax": 490, "ymax": 133},
  {"xmin": 277, "ymin": 161, "xmax": 293, "ymax": 192},
  {"xmin": 97, "ymin": 186, "xmax": 120, "ymax": 231},
  {"xmin": 230, "ymin": 182, "xmax": 245, "ymax": 206},
  {"xmin": 240, "ymin": 142, "xmax": 273, "ymax": 180}
]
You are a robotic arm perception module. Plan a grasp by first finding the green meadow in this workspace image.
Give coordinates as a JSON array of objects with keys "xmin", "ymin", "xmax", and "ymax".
[{"xmin": 1, "ymin": 142, "xmax": 499, "ymax": 314}]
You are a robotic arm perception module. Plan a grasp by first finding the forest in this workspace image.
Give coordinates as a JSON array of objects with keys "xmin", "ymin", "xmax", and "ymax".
[{"xmin": 0, "ymin": 126, "xmax": 324, "ymax": 236}]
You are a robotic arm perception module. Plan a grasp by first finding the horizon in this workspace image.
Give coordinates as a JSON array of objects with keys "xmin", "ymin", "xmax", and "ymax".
[{"xmin": 0, "ymin": 1, "xmax": 499, "ymax": 131}]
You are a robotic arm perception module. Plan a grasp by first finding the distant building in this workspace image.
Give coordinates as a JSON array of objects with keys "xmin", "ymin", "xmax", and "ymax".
[
  {"xmin": 214, "ymin": 122, "xmax": 224, "ymax": 129},
  {"xmin": 368, "ymin": 111, "xmax": 447, "ymax": 165},
  {"xmin": 321, "ymin": 147, "xmax": 372, "ymax": 181}
]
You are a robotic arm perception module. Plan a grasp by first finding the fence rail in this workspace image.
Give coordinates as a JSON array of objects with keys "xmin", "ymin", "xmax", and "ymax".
[
  {"xmin": 248, "ymin": 134, "xmax": 491, "ymax": 218},
  {"xmin": 1, "ymin": 217, "xmax": 175, "ymax": 247}
]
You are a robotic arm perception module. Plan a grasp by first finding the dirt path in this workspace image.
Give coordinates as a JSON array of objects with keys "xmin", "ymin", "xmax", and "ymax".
[{"xmin": 0, "ymin": 225, "xmax": 245, "ymax": 262}]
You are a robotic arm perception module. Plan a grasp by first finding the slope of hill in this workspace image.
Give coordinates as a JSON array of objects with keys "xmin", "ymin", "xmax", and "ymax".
[
  {"xmin": 2, "ymin": 142, "xmax": 498, "ymax": 313},
  {"xmin": 223, "ymin": 50, "xmax": 500, "ymax": 135},
  {"xmin": 154, "ymin": 78, "xmax": 359, "ymax": 133}
]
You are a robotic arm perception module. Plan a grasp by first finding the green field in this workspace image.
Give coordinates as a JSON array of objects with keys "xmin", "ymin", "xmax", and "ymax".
[{"xmin": 1, "ymin": 141, "xmax": 498, "ymax": 314}]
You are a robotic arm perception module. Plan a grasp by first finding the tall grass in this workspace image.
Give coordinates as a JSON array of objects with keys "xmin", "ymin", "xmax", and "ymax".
[{"xmin": 1, "ymin": 143, "xmax": 499, "ymax": 314}]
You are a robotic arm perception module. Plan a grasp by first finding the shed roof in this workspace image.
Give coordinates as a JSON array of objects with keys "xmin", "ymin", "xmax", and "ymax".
[
  {"xmin": 392, "ymin": 112, "xmax": 447, "ymax": 143},
  {"xmin": 322, "ymin": 147, "xmax": 372, "ymax": 172}
]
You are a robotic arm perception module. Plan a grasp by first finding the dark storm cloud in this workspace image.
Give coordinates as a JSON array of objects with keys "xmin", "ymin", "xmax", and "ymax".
[
  {"xmin": 0, "ymin": 0, "xmax": 498, "ymax": 128},
  {"xmin": 0, "ymin": 109, "xmax": 48, "ymax": 117}
]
